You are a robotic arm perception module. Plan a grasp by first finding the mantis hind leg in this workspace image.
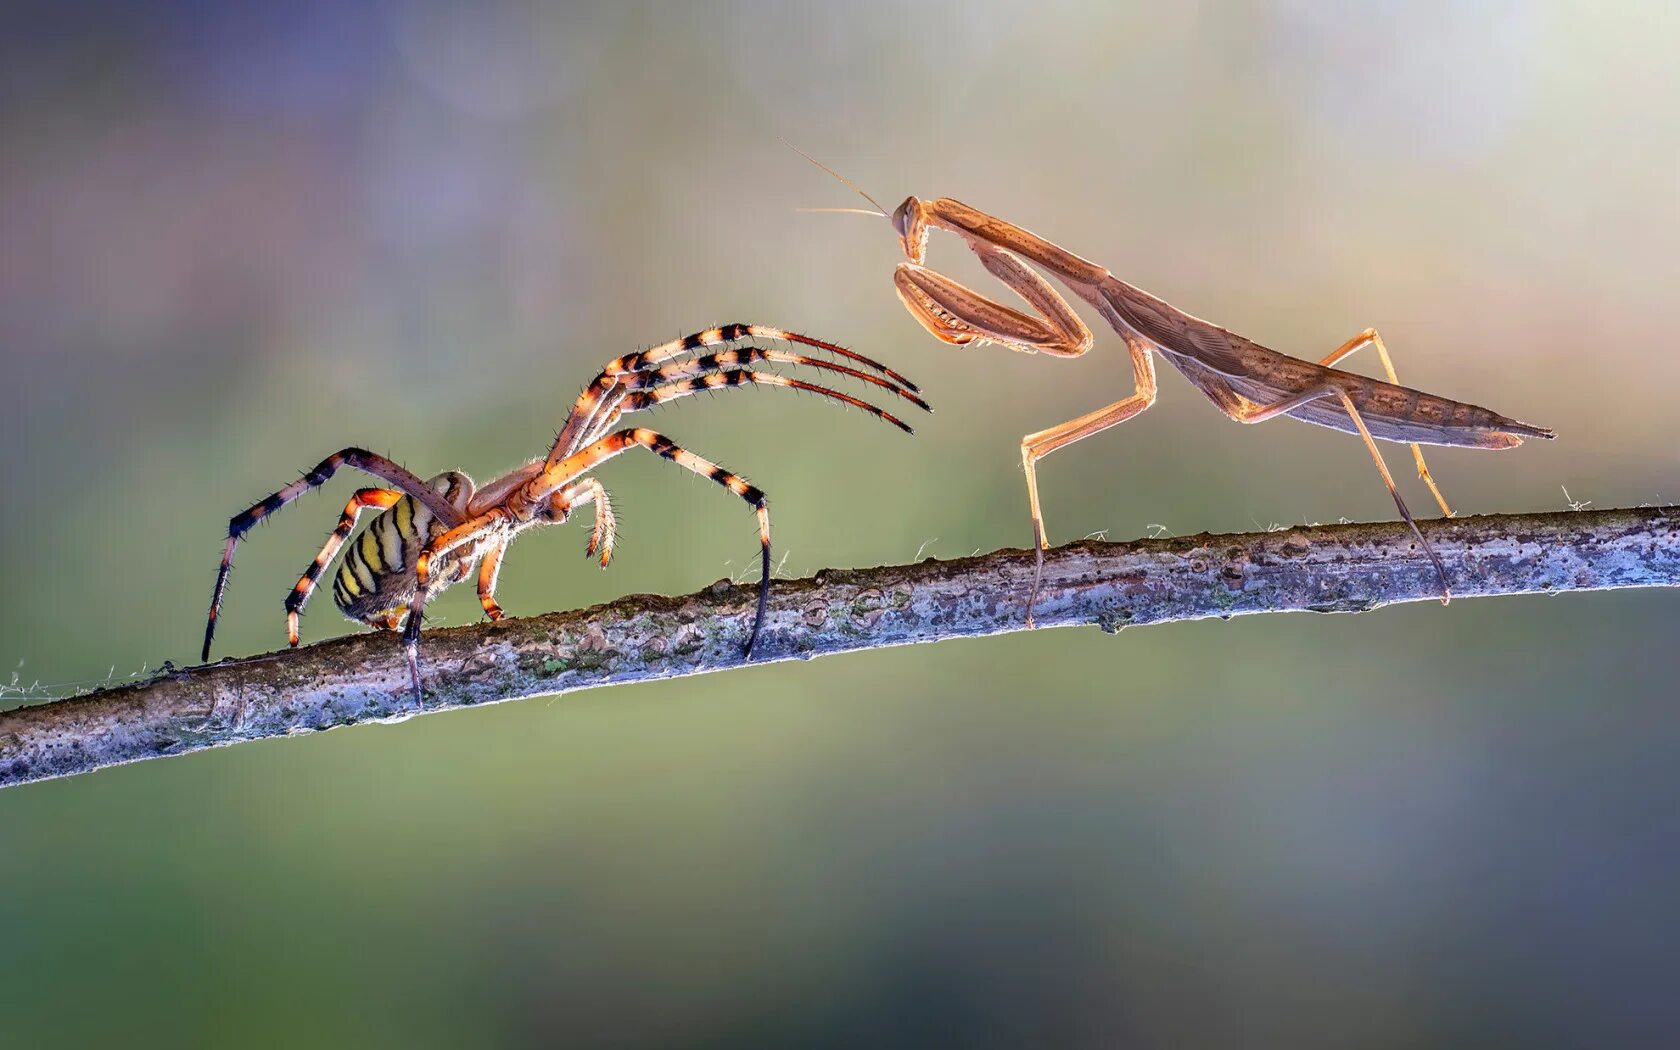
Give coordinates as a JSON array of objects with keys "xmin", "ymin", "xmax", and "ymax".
[
  {"xmin": 1219, "ymin": 379, "xmax": 1452, "ymax": 603},
  {"xmin": 1321, "ymin": 328, "xmax": 1454, "ymax": 518},
  {"xmin": 1335, "ymin": 390, "xmax": 1451, "ymax": 603}
]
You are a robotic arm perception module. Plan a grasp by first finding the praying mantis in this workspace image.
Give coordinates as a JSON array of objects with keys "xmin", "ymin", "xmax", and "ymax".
[{"xmin": 799, "ymin": 152, "xmax": 1555, "ymax": 621}]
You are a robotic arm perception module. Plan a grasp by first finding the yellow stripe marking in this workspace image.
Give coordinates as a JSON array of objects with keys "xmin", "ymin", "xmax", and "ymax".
[
  {"xmin": 358, "ymin": 527, "xmax": 383, "ymax": 571},
  {"xmin": 377, "ymin": 511, "xmax": 404, "ymax": 571},
  {"xmin": 349, "ymin": 542, "xmax": 377, "ymax": 592},
  {"xmin": 336, "ymin": 561, "xmax": 363, "ymax": 598}
]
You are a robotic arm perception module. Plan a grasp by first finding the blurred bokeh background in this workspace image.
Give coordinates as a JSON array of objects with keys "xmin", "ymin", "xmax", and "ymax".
[{"xmin": 3, "ymin": 1, "xmax": 1678, "ymax": 1045}]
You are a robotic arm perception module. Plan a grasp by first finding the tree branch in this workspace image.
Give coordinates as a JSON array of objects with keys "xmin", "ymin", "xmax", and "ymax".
[{"xmin": 4, "ymin": 507, "xmax": 1677, "ymax": 790}]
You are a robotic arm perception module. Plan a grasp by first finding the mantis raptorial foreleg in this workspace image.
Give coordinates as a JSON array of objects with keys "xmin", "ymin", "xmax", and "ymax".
[
  {"xmin": 893, "ymin": 248, "xmax": 1091, "ymax": 355},
  {"xmin": 1320, "ymin": 328, "xmax": 1454, "ymax": 518}
]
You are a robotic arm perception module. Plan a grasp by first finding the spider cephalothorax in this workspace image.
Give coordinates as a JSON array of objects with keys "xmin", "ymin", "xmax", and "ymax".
[{"xmin": 203, "ymin": 324, "xmax": 928, "ymax": 703}]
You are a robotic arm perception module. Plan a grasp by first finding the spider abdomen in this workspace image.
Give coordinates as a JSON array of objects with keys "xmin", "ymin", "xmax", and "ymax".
[{"xmin": 332, "ymin": 471, "xmax": 475, "ymax": 627}]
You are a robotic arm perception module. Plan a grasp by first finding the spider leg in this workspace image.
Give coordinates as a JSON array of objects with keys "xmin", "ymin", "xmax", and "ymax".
[
  {"xmin": 204, "ymin": 447, "xmax": 461, "ymax": 661},
  {"xmin": 530, "ymin": 428, "xmax": 775, "ymax": 656},
  {"xmin": 284, "ymin": 488, "xmax": 401, "ymax": 646},
  {"xmin": 398, "ymin": 508, "xmax": 512, "ymax": 706},
  {"xmin": 571, "ymin": 351, "xmax": 929, "ymax": 454},
  {"xmin": 604, "ymin": 369, "xmax": 920, "ymax": 437},
  {"xmin": 476, "ymin": 539, "xmax": 508, "ymax": 621},
  {"xmin": 552, "ymin": 324, "xmax": 919, "ymax": 457},
  {"xmin": 605, "ymin": 323, "xmax": 918, "ymax": 389},
  {"xmin": 633, "ymin": 347, "xmax": 927, "ymax": 404},
  {"xmin": 462, "ymin": 480, "xmax": 620, "ymax": 669}
]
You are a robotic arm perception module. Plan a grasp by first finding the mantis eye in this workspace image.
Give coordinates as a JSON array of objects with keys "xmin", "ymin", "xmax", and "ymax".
[
  {"xmin": 891, "ymin": 198, "xmax": 915, "ymax": 239},
  {"xmin": 892, "ymin": 197, "xmax": 929, "ymax": 263}
]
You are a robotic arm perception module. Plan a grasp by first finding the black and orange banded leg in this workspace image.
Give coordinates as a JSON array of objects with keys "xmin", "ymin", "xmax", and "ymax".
[
  {"xmin": 550, "ymin": 324, "xmax": 920, "ymax": 457},
  {"xmin": 559, "ymin": 349, "xmax": 927, "ymax": 460},
  {"xmin": 623, "ymin": 347, "xmax": 927, "ymax": 405},
  {"xmin": 535, "ymin": 428, "xmax": 774, "ymax": 655},
  {"xmin": 604, "ymin": 324, "xmax": 918, "ymax": 390},
  {"xmin": 608, "ymin": 369, "xmax": 920, "ymax": 435},
  {"xmin": 584, "ymin": 346, "xmax": 928, "ymax": 443},
  {"xmin": 203, "ymin": 447, "xmax": 461, "ymax": 661},
  {"xmin": 283, "ymin": 488, "xmax": 401, "ymax": 646}
]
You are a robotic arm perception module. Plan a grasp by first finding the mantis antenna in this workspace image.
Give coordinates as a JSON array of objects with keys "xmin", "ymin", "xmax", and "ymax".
[
  {"xmin": 781, "ymin": 139, "xmax": 888, "ymax": 217},
  {"xmin": 796, "ymin": 207, "xmax": 890, "ymax": 217}
]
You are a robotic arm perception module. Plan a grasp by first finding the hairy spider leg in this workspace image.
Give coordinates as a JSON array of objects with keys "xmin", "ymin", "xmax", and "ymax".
[
  {"xmin": 567, "ymin": 347, "xmax": 929, "ymax": 459},
  {"xmin": 552, "ymin": 324, "xmax": 921, "ymax": 457},
  {"xmin": 284, "ymin": 488, "xmax": 401, "ymax": 646},
  {"xmin": 204, "ymin": 448, "xmax": 462, "ymax": 661}
]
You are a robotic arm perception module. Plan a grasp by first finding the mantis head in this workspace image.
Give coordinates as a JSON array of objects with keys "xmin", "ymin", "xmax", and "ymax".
[{"xmin": 891, "ymin": 196, "xmax": 931, "ymax": 265}]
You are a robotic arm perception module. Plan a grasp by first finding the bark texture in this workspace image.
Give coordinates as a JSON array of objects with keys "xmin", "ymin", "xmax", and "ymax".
[{"xmin": 4, "ymin": 507, "xmax": 1676, "ymax": 790}]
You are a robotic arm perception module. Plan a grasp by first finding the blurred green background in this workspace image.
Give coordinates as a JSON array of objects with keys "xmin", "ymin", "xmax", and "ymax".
[{"xmin": 3, "ymin": 2, "xmax": 1679, "ymax": 1045}]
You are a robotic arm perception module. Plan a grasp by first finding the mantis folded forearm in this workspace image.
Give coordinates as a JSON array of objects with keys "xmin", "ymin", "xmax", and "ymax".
[{"xmin": 797, "ymin": 149, "xmax": 1554, "ymax": 622}]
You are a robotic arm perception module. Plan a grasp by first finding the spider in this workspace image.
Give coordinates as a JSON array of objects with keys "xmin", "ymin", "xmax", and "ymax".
[{"xmin": 202, "ymin": 324, "xmax": 929, "ymax": 704}]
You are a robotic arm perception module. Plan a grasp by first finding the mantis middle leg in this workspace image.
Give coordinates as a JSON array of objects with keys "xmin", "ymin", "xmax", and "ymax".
[{"xmin": 1020, "ymin": 338, "xmax": 1158, "ymax": 624}]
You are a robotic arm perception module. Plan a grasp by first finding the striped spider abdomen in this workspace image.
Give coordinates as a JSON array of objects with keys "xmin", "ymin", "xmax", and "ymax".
[{"xmin": 333, "ymin": 472, "xmax": 478, "ymax": 628}]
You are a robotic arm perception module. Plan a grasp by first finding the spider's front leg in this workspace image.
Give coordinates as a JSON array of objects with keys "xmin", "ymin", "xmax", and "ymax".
[{"xmin": 530, "ymin": 428, "xmax": 776, "ymax": 657}]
